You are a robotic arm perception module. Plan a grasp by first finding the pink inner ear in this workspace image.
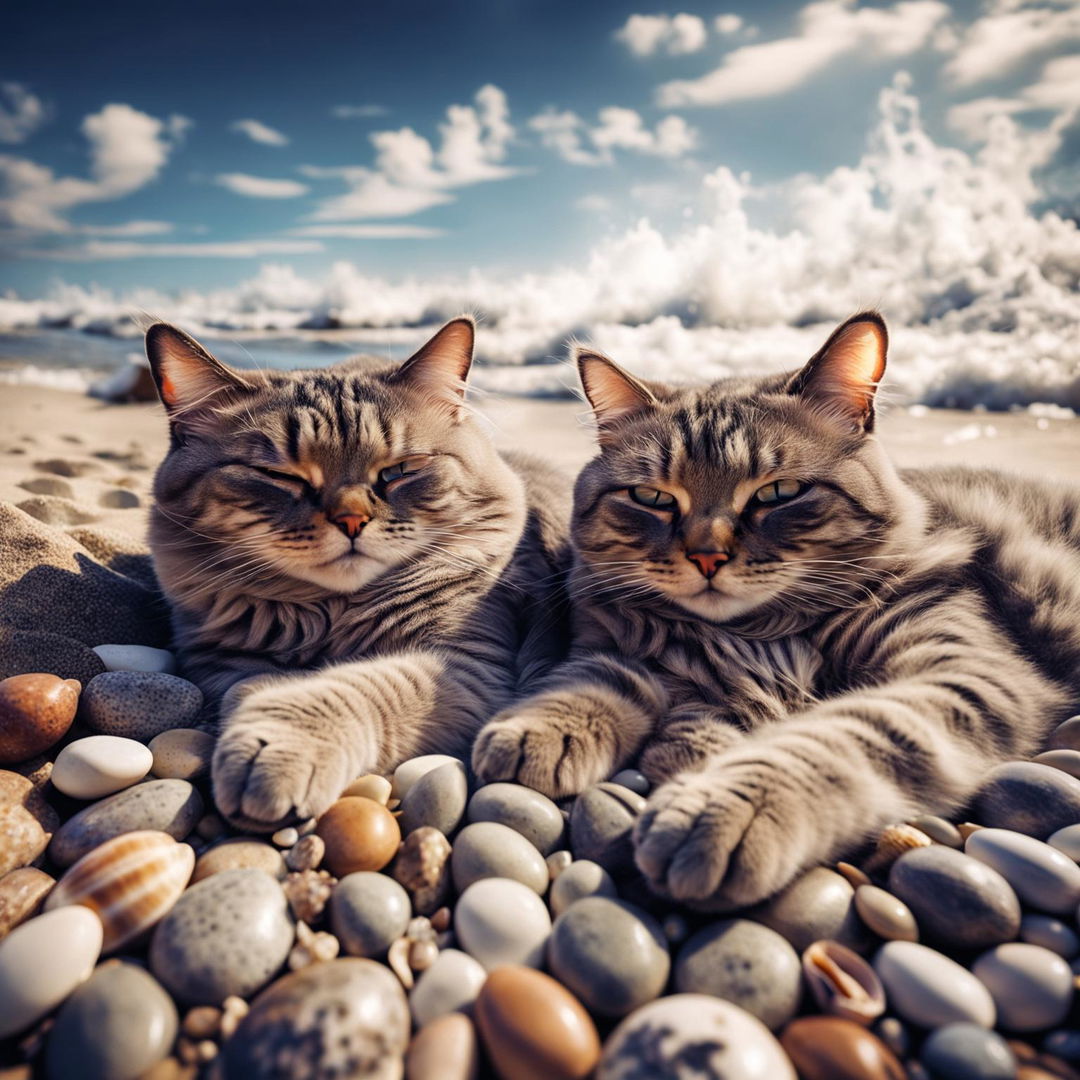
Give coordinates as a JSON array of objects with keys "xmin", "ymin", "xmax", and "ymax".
[{"xmin": 830, "ymin": 321, "xmax": 887, "ymax": 389}]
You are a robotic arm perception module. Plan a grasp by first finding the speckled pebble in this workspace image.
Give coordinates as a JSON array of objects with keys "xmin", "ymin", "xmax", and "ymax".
[
  {"xmin": 399, "ymin": 760, "xmax": 468, "ymax": 837},
  {"xmin": 466, "ymin": 783, "xmax": 566, "ymax": 856},
  {"xmin": 149, "ymin": 729, "xmax": 214, "ymax": 781},
  {"xmin": 549, "ymin": 859, "xmax": 618, "ymax": 917},
  {"xmin": 610, "ymin": 770, "xmax": 650, "ymax": 796},
  {"xmin": 966, "ymin": 828, "xmax": 1080, "ymax": 915},
  {"xmin": 330, "ymin": 871, "xmax": 411, "ymax": 958},
  {"xmin": 921, "ymin": 1023, "xmax": 1018, "ymax": 1080},
  {"xmin": 972, "ymin": 943, "xmax": 1074, "ymax": 1032},
  {"xmin": 92, "ymin": 645, "xmax": 176, "ymax": 675},
  {"xmin": 150, "ymin": 868, "xmax": 295, "ymax": 1005},
  {"xmin": 674, "ymin": 918, "xmax": 801, "ymax": 1031},
  {"xmin": 855, "ymin": 884, "xmax": 919, "ymax": 942},
  {"xmin": 50, "ymin": 779, "xmax": 203, "ymax": 869},
  {"xmin": 0, "ymin": 867, "xmax": 54, "ymax": 940},
  {"xmin": 455, "ymin": 878, "xmax": 551, "ymax": 971},
  {"xmin": 192, "ymin": 839, "xmax": 286, "ymax": 883},
  {"xmin": 80, "ymin": 671, "xmax": 203, "ymax": 741},
  {"xmin": 52, "ymin": 735, "xmax": 152, "ymax": 799},
  {"xmin": 569, "ymin": 782, "xmax": 645, "ymax": 874},
  {"xmin": 410, "ymin": 948, "xmax": 488, "ymax": 1027},
  {"xmin": 0, "ymin": 769, "xmax": 58, "ymax": 876},
  {"xmin": 391, "ymin": 826, "xmax": 452, "ymax": 916},
  {"xmin": 452, "ymin": 821, "xmax": 549, "ymax": 895},
  {"xmin": 972, "ymin": 762, "xmax": 1080, "ymax": 840}
]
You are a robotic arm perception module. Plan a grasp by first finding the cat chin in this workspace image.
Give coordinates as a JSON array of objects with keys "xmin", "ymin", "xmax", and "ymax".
[
  {"xmin": 669, "ymin": 589, "xmax": 770, "ymax": 624},
  {"xmin": 281, "ymin": 558, "xmax": 387, "ymax": 595}
]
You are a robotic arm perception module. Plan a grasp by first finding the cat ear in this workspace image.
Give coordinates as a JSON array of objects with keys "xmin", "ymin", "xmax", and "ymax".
[
  {"xmin": 789, "ymin": 312, "xmax": 887, "ymax": 432},
  {"xmin": 576, "ymin": 348, "xmax": 659, "ymax": 443},
  {"xmin": 145, "ymin": 323, "xmax": 258, "ymax": 423},
  {"xmin": 393, "ymin": 316, "xmax": 474, "ymax": 419}
]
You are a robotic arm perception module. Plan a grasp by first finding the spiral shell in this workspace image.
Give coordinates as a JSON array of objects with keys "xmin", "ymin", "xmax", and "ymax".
[
  {"xmin": 803, "ymin": 940, "xmax": 886, "ymax": 1025},
  {"xmin": 45, "ymin": 829, "xmax": 194, "ymax": 952},
  {"xmin": 863, "ymin": 824, "xmax": 932, "ymax": 876}
]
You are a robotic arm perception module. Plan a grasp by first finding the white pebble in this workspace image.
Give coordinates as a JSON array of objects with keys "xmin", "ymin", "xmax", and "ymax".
[
  {"xmin": 391, "ymin": 755, "xmax": 463, "ymax": 800},
  {"xmin": 409, "ymin": 948, "xmax": 487, "ymax": 1027},
  {"xmin": 272, "ymin": 827, "xmax": 299, "ymax": 848},
  {"xmin": 454, "ymin": 877, "xmax": 552, "ymax": 971},
  {"xmin": 52, "ymin": 735, "xmax": 153, "ymax": 799},
  {"xmin": 874, "ymin": 941, "xmax": 996, "ymax": 1029},
  {"xmin": 92, "ymin": 644, "xmax": 176, "ymax": 675}
]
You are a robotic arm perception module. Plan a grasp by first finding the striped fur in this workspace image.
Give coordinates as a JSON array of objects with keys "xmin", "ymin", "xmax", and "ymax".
[
  {"xmin": 146, "ymin": 319, "xmax": 570, "ymax": 831},
  {"xmin": 473, "ymin": 313, "xmax": 1080, "ymax": 909}
]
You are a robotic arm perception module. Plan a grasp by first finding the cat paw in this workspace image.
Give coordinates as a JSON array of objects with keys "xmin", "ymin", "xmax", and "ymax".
[
  {"xmin": 212, "ymin": 694, "xmax": 352, "ymax": 831},
  {"xmin": 472, "ymin": 706, "xmax": 611, "ymax": 799},
  {"xmin": 633, "ymin": 763, "xmax": 808, "ymax": 908}
]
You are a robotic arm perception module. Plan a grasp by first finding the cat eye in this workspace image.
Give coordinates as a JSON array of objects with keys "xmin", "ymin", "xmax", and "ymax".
[
  {"xmin": 379, "ymin": 458, "xmax": 427, "ymax": 488},
  {"xmin": 252, "ymin": 466, "xmax": 309, "ymax": 487},
  {"xmin": 629, "ymin": 486, "xmax": 677, "ymax": 510},
  {"xmin": 754, "ymin": 479, "xmax": 806, "ymax": 505}
]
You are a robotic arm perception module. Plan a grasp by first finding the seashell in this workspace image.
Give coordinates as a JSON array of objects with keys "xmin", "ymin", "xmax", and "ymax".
[
  {"xmin": 802, "ymin": 939, "xmax": 886, "ymax": 1025},
  {"xmin": 45, "ymin": 829, "xmax": 194, "ymax": 952},
  {"xmin": 388, "ymin": 936, "xmax": 414, "ymax": 989},
  {"xmin": 864, "ymin": 824, "xmax": 932, "ymax": 875}
]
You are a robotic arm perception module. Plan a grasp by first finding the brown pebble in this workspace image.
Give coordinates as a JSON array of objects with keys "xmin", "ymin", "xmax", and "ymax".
[
  {"xmin": 182, "ymin": 1005, "xmax": 222, "ymax": 1040},
  {"xmin": 0, "ymin": 674, "xmax": 79, "ymax": 765},
  {"xmin": 957, "ymin": 822, "xmax": 983, "ymax": 841},
  {"xmin": 0, "ymin": 769, "xmax": 59, "ymax": 876},
  {"xmin": 407, "ymin": 1013, "xmax": 479, "ymax": 1080},
  {"xmin": 137, "ymin": 1059, "xmax": 197, "ymax": 1080},
  {"xmin": 195, "ymin": 813, "xmax": 226, "ymax": 842},
  {"xmin": 0, "ymin": 866, "xmax": 54, "ymax": 939},
  {"xmin": 342, "ymin": 774, "xmax": 392, "ymax": 804},
  {"xmin": 780, "ymin": 1016, "xmax": 905, "ymax": 1080},
  {"xmin": 285, "ymin": 834, "xmax": 325, "ymax": 873},
  {"xmin": 316, "ymin": 796, "xmax": 401, "ymax": 876},
  {"xmin": 854, "ymin": 885, "xmax": 919, "ymax": 943},
  {"xmin": 474, "ymin": 966, "xmax": 601, "ymax": 1080},
  {"xmin": 391, "ymin": 826, "xmax": 452, "ymax": 915},
  {"xmin": 431, "ymin": 907, "xmax": 451, "ymax": 933},
  {"xmin": 192, "ymin": 838, "xmax": 285, "ymax": 883},
  {"xmin": 837, "ymin": 862, "xmax": 872, "ymax": 888}
]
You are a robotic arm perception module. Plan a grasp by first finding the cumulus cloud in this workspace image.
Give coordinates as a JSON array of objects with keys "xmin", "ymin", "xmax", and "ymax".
[
  {"xmin": 215, "ymin": 173, "xmax": 310, "ymax": 198},
  {"xmin": 616, "ymin": 13, "xmax": 708, "ymax": 56},
  {"xmin": 0, "ymin": 83, "xmax": 47, "ymax": 143},
  {"xmin": 658, "ymin": 0, "xmax": 949, "ymax": 107},
  {"xmin": 713, "ymin": 13, "xmax": 746, "ymax": 34},
  {"xmin": 0, "ymin": 103, "xmax": 187, "ymax": 232},
  {"xmin": 530, "ymin": 106, "xmax": 697, "ymax": 165},
  {"xmin": 230, "ymin": 118, "xmax": 289, "ymax": 146}
]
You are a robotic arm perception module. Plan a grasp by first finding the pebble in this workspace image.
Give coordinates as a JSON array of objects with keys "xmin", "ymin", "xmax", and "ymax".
[
  {"xmin": 392, "ymin": 755, "xmax": 464, "ymax": 800},
  {"xmin": 874, "ymin": 941, "xmax": 997, "ymax": 1029},
  {"xmin": 673, "ymin": 918, "xmax": 801, "ymax": 1030},
  {"xmin": 855, "ymin": 884, "xmax": 919, "ymax": 942},
  {"xmin": 316, "ymin": 796, "xmax": 401, "ymax": 876},
  {"xmin": 45, "ymin": 960, "xmax": 178, "ymax": 1080},
  {"xmin": 1047, "ymin": 824, "xmax": 1080, "ymax": 863},
  {"xmin": 391, "ymin": 826, "xmax": 452, "ymax": 915},
  {"xmin": 972, "ymin": 943, "xmax": 1074, "ymax": 1032},
  {"xmin": 452, "ymin": 821, "xmax": 549, "ymax": 895},
  {"xmin": 888, "ymin": 846, "xmax": 1021, "ymax": 949},
  {"xmin": 80, "ymin": 671, "xmax": 203, "ymax": 740},
  {"xmin": 52, "ymin": 735, "xmax": 153, "ymax": 799},
  {"xmin": 45, "ymin": 830, "xmax": 194, "ymax": 952},
  {"xmin": 1020, "ymin": 914, "xmax": 1080, "ymax": 958},
  {"xmin": 466, "ymin": 783, "xmax": 566, "ymax": 855},
  {"xmin": 149, "ymin": 868, "xmax": 295, "ymax": 1005},
  {"xmin": 610, "ymin": 769, "xmax": 650, "ymax": 796},
  {"xmin": 410, "ymin": 948, "xmax": 488, "ymax": 1027},
  {"xmin": 569, "ymin": 782, "xmax": 646, "ymax": 873},
  {"xmin": 92, "ymin": 644, "xmax": 176, "ymax": 675},
  {"xmin": 548, "ymin": 897, "xmax": 670, "ymax": 1019},
  {"xmin": 966, "ymin": 828, "xmax": 1080, "ymax": 915},
  {"xmin": 406, "ymin": 1012, "xmax": 478, "ymax": 1080},
  {"xmin": 546, "ymin": 850, "xmax": 572, "ymax": 880},
  {"xmin": 50, "ymin": 779, "xmax": 203, "ymax": 869},
  {"xmin": 921, "ymin": 1023, "xmax": 1018, "ymax": 1080},
  {"xmin": 1048, "ymin": 716, "xmax": 1080, "ymax": 751},
  {"xmin": 399, "ymin": 760, "xmax": 468, "ymax": 837},
  {"xmin": 972, "ymin": 762, "xmax": 1080, "ymax": 839},
  {"xmin": 455, "ymin": 877, "xmax": 552, "ymax": 970},
  {"xmin": 330, "ymin": 871, "xmax": 411, "ymax": 958},
  {"xmin": 753, "ymin": 868, "xmax": 869, "ymax": 953},
  {"xmin": 221, "ymin": 958, "xmax": 409, "ymax": 1080},
  {"xmin": 1034, "ymin": 749, "xmax": 1080, "ymax": 782},
  {"xmin": 549, "ymin": 859, "xmax": 618, "ymax": 917},
  {"xmin": 599, "ymin": 994, "xmax": 797, "ymax": 1080},
  {"xmin": 475, "ymin": 965, "xmax": 601, "ymax": 1080},
  {"xmin": 272, "ymin": 827, "xmax": 299, "ymax": 848},
  {"xmin": 0, "ymin": 769, "xmax": 58, "ymax": 875},
  {"xmin": 342, "ymin": 774, "xmax": 392, "ymax": 804},
  {"xmin": 284, "ymin": 834, "xmax": 324, "ymax": 872},
  {"xmin": 0, "ymin": 905, "xmax": 103, "ymax": 1038},
  {"xmin": 192, "ymin": 838, "xmax": 286, "ymax": 883},
  {"xmin": 0, "ymin": 867, "xmax": 54, "ymax": 939},
  {"xmin": 0, "ymin": 673, "xmax": 80, "ymax": 764},
  {"xmin": 912, "ymin": 814, "xmax": 964, "ymax": 849},
  {"xmin": 149, "ymin": 729, "xmax": 214, "ymax": 781},
  {"xmin": 781, "ymin": 1016, "xmax": 906, "ymax": 1080}
]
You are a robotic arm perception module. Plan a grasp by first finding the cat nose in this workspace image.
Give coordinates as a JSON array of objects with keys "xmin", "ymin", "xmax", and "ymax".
[
  {"xmin": 330, "ymin": 513, "xmax": 369, "ymax": 539},
  {"xmin": 686, "ymin": 550, "xmax": 729, "ymax": 579}
]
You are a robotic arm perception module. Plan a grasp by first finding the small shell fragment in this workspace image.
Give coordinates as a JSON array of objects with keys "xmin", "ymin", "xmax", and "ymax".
[
  {"xmin": 802, "ymin": 940, "xmax": 886, "ymax": 1026},
  {"xmin": 864, "ymin": 824, "xmax": 932, "ymax": 876},
  {"xmin": 388, "ymin": 936, "xmax": 414, "ymax": 989}
]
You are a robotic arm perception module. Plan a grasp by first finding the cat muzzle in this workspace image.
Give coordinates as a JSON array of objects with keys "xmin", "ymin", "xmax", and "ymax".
[
  {"xmin": 329, "ymin": 513, "xmax": 370, "ymax": 540},
  {"xmin": 686, "ymin": 550, "xmax": 730, "ymax": 580}
]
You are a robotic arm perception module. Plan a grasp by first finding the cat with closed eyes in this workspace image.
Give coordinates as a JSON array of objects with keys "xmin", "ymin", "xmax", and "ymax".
[
  {"xmin": 146, "ymin": 317, "xmax": 569, "ymax": 830},
  {"xmin": 473, "ymin": 312, "xmax": 1080, "ymax": 909}
]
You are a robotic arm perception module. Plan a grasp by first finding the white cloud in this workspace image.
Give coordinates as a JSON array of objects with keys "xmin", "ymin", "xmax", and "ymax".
[
  {"xmin": 658, "ymin": 0, "xmax": 949, "ymax": 107},
  {"xmin": 530, "ymin": 106, "xmax": 697, "ymax": 165},
  {"xmin": 0, "ymin": 83, "xmax": 47, "ymax": 144},
  {"xmin": 288, "ymin": 223, "xmax": 443, "ymax": 238},
  {"xmin": 78, "ymin": 220, "xmax": 174, "ymax": 237},
  {"xmin": 616, "ymin": 13, "xmax": 708, "ymax": 56},
  {"xmin": 945, "ymin": 2, "xmax": 1080, "ymax": 87},
  {"xmin": 714, "ymin": 13, "xmax": 744, "ymax": 34},
  {"xmin": 230, "ymin": 119, "xmax": 289, "ymax": 146},
  {"xmin": 0, "ymin": 103, "xmax": 186, "ymax": 232},
  {"xmin": 305, "ymin": 169, "xmax": 455, "ymax": 219},
  {"xmin": 27, "ymin": 239, "xmax": 323, "ymax": 260},
  {"xmin": 332, "ymin": 104, "xmax": 389, "ymax": 119},
  {"xmin": 576, "ymin": 194, "xmax": 614, "ymax": 213},
  {"xmin": 215, "ymin": 173, "xmax": 309, "ymax": 198}
]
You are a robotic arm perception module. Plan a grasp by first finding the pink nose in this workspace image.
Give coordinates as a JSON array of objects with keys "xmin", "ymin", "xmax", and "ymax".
[
  {"xmin": 686, "ymin": 550, "xmax": 729, "ymax": 579},
  {"xmin": 330, "ymin": 513, "xmax": 369, "ymax": 539}
]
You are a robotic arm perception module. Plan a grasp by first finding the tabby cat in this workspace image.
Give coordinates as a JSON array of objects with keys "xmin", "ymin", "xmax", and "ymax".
[
  {"xmin": 146, "ymin": 318, "xmax": 569, "ymax": 830},
  {"xmin": 473, "ymin": 312, "xmax": 1080, "ymax": 909}
]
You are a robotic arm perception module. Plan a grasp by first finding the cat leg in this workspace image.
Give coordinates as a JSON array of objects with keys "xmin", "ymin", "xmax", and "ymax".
[
  {"xmin": 638, "ymin": 706, "xmax": 748, "ymax": 783},
  {"xmin": 472, "ymin": 652, "xmax": 665, "ymax": 798}
]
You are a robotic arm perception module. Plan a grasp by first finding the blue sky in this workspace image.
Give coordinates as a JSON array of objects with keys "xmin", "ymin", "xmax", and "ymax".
[{"xmin": 3, "ymin": 0, "xmax": 1076, "ymax": 299}]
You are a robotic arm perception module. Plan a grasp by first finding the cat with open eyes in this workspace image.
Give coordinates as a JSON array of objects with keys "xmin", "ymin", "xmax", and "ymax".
[
  {"xmin": 473, "ymin": 312, "xmax": 1080, "ymax": 909},
  {"xmin": 146, "ymin": 318, "xmax": 569, "ymax": 830}
]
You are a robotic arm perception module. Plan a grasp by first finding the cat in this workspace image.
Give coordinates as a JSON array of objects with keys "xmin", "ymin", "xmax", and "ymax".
[
  {"xmin": 473, "ymin": 311, "xmax": 1080, "ymax": 910},
  {"xmin": 145, "ymin": 317, "xmax": 570, "ymax": 831}
]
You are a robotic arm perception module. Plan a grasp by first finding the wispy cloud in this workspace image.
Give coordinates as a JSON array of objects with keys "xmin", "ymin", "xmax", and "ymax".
[
  {"xmin": 230, "ymin": 118, "xmax": 289, "ymax": 146},
  {"xmin": 657, "ymin": 0, "xmax": 949, "ymax": 107},
  {"xmin": 77, "ymin": 220, "xmax": 174, "ymax": 237},
  {"xmin": 26, "ymin": 238, "xmax": 323, "ymax": 260},
  {"xmin": 615, "ymin": 13, "xmax": 708, "ymax": 56},
  {"xmin": 288, "ymin": 223, "xmax": 443, "ymax": 238},
  {"xmin": 215, "ymin": 173, "xmax": 309, "ymax": 198},
  {"xmin": 0, "ymin": 83, "xmax": 48, "ymax": 144},
  {"xmin": 332, "ymin": 104, "xmax": 389, "ymax": 119},
  {"xmin": 530, "ymin": 106, "xmax": 697, "ymax": 165}
]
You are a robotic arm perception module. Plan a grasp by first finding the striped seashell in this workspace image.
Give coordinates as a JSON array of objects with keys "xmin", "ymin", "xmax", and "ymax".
[
  {"xmin": 863, "ymin": 823, "xmax": 932, "ymax": 876},
  {"xmin": 44, "ymin": 829, "xmax": 194, "ymax": 952}
]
